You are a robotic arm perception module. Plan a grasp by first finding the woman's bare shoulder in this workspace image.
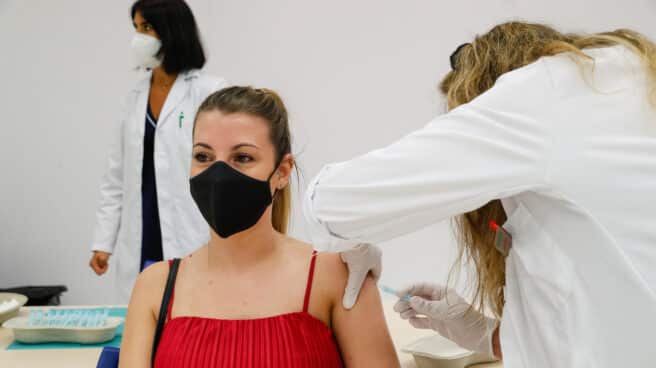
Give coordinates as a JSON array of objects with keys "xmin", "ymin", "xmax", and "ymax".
[
  {"xmin": 312, "ymin": 250, "xmax": 349, "ymax": 308},
  {"xmin": 284, "ymin": 236, "xmax": 347, "ymax": 289},
  {"xmin": 137, "ymin": 261, "xmax": 170, "ymax": 289},
  {"xmin": 316, "ymin": 251, "xmax": 348, "ymax": 282},
  {"xmin": 130, "ymin": 261, "xmax": 171, "ymax": 315},
  {"xmin": 281, "ymin": 237, "xmax": 346, "ymax": 314}
]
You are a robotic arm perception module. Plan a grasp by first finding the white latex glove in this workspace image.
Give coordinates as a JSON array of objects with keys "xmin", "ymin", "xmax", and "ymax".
[
  {"xmin": 340, "ymin": 243, "xmax": 382, "ymax": 309},
  {"xmin": 393, "ymin": 282, "xmax": 498, "ymax": 355}
]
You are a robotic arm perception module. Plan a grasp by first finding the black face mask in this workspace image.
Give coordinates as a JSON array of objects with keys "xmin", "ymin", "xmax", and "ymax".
[{"xmin": 190, "ymin": 161, "xmax": 278, "ymax": 238}]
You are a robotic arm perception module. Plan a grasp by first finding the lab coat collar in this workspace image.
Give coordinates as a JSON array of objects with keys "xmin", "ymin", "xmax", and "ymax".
[
  {"xmin": 131, "ymin": 69, "xmax": 201, "ymax": 126},
  {"xmin": 131, "ymin": 69, "xmax": 200, "ymax": 93},
  {"xmin": 181, "ymin": 69, "xmax": 201, "ymax": 81},
  {"xmin": 132, "ymin": 71, "xmax": 152, "ymax": 93},
  {"xmin": 158, "ymin": 70, "xmax": 198, "ymax": 125}
]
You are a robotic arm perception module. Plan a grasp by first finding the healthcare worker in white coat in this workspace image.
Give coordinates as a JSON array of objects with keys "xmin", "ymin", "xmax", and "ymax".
[
  {"xmin": 304, "ymin": 22, "xmax": 656, "ymax": 367},
  {"xmin": 89, "ymin": 0, "xmax": 227, "ymax": 300}
]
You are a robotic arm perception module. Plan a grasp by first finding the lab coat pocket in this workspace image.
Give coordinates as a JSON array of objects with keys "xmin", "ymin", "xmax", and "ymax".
[{"xmin": 176, "ymin": 104, "xmax": 194, "ymax": 155}]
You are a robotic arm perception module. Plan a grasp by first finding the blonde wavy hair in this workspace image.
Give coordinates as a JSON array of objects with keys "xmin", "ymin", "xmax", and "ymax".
[{"xmin": 441, "ymin": 21, "xmax": 656, "ymax": 318}]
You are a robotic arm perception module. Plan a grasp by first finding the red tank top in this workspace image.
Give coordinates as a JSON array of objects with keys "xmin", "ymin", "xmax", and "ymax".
[{"xmin": 153, "ymin": 251, "xmax": 343, "ymax": 367}]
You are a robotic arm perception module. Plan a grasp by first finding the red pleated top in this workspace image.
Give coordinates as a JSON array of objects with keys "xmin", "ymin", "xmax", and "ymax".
[{"xmin": 153, "ymin": 251, "xmax": 344, "ymax": 367}]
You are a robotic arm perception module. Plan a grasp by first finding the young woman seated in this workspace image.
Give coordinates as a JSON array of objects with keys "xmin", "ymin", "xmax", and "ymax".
[{"xmin": 119, "ymin": 86, "xmax": 400, "ymax": 367}]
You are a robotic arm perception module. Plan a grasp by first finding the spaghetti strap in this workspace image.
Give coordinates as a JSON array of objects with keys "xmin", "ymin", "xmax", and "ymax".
[
  {"xmin": 302, "ymin": 250, "xmax": 318, "ymax": 313},
  {"xmin": 166, "ymin": 260, "xmax": 176, "ymax": 322},
  {"xmin": 153, "ymin": 258, "xmax": 180, "ymax": 366}
]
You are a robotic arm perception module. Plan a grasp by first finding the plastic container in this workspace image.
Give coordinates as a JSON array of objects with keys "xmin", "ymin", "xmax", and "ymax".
[
  {"xmin": 402, "ymin": 334, "xmax": 498, "ymax": 368},
  {"xmin": 2, "ymin": 314, "xmax": 124, "ymax": 344},
  {"xmin": 0, "ymin": 292, "xmax": 28, "ymax": 324}
]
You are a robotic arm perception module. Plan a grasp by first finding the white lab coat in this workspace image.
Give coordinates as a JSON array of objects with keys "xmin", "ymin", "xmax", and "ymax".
[
  {"xmin": 91, "ymin": 69, "xmax": 228, "ymax": 300},
  {"xmin": 304, "ymin": 46, "xmax": 656, "ymax": 367}
]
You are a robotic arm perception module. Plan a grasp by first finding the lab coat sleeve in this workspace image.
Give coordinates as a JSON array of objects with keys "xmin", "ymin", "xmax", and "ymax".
[
  {"xmin": 195, "ymin": 75, "xmax": 229, "ymax": 108},
  {"xmin": 90, "ymin": 98, "xmax": 128, "ymax": 254},
  {"xmin": 199, "ymin": 74, "xmax": 229, "ymax": 97},
  {"xmin": 304, "ymin": 60, "xmax": 555, "ymax": 251}
]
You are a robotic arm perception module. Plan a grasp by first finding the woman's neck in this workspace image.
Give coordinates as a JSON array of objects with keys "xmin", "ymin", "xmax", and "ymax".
[
  {"xmin": 204, "ymin": 211, "xmax": 281, "ymax": 273},
  {"xmin": 151, "ymin": 66, "xmax": 177, "ymax": 89}
]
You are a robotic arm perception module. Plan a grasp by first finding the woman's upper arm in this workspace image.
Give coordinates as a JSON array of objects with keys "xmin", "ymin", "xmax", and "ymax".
[
  {"xmin": 304, "ymin": 61, "xmax": 555, "ymax": 249},
  {"xmin": 119, "ymin": 262, "xmax": 167, "ymax": 368},
  {"xmin": 327, "ymin": 258, "xmax": 400, "ymax": 367}
]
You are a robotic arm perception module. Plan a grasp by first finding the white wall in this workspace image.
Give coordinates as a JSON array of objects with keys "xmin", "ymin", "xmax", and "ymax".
[{"xmin": 1, "ymin": 0, "xmax": 654, "ymax": 305}]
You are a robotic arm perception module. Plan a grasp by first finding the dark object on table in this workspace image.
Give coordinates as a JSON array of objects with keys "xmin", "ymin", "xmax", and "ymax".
[{"xmin": 0, "ymin": 286, "xmax": 67, "ymax": 306}]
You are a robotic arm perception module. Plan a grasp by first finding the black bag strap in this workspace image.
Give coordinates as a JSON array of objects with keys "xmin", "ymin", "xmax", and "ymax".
[{"xmin": 151, "ymin": 258, "xmax": 180, "ymax": 366}]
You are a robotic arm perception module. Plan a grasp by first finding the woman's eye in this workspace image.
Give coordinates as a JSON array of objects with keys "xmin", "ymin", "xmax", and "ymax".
[
  {"xmin": 235, "ymin": 154, "xmax": 253, "ymax": 164},
  {"xmin": 194, "ymin": 153, "xmax": 210, "ymax": 162}
]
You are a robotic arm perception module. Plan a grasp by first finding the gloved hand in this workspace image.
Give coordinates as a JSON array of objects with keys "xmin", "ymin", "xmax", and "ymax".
[
  {"xmin": 340, "ymin": 243, "xmax": 382, "ymax": 309},
  {"xmin": 393, "ymin": 282, "xmax": 498, "ymax": 355}
]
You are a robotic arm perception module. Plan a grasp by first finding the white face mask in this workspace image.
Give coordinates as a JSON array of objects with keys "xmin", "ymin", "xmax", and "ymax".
[{"xmin": 131, "ymin": 33, "xmax": 162, "ymax": 69}]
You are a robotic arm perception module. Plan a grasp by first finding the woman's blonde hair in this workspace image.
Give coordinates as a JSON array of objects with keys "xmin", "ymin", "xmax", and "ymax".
[
  {"xmin": 195, "ymin": 86, "xmax": 293, "ymax": 234},
  {"xmin": 440, "ymin": 22, "xmax": 656, "ymax": 318}
]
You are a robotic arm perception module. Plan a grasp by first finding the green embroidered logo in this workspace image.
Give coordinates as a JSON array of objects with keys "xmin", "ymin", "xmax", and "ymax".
[{"xmin": 178, "ymin": 111, "xmax": 185, "ymax": 128}]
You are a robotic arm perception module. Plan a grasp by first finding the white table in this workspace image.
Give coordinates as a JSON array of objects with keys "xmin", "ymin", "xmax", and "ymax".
[{"xmin": 1, "ymin": 302, "xmax": 502, "ymax": 367}]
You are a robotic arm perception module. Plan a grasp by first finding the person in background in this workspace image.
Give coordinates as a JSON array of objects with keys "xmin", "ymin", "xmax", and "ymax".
[{"xmin": 89, "ymin": 0, "xmax": 228, "ymax": 300}]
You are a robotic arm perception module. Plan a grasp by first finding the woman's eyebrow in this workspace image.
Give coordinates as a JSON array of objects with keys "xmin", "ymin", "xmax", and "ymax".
[
  {"xmin": 193, "ymin": 142, "xmax": 213, "ymax": 150},
  {"xmin": 232, "ymin": 143, "xmax": 259, "ymax": 150}
]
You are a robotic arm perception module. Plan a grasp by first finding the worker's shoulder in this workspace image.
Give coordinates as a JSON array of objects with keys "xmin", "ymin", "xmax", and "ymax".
[
  {"xmin": 464, "ymin": 57, "xmax": 558, "ymax": 116},
  {"xmin": 493, "ymin": 56, "xmax": 555, "ymax": 93},
  {"xmin": 187, "ymin": 70, "xmax": 229, "ymax": 95}
]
